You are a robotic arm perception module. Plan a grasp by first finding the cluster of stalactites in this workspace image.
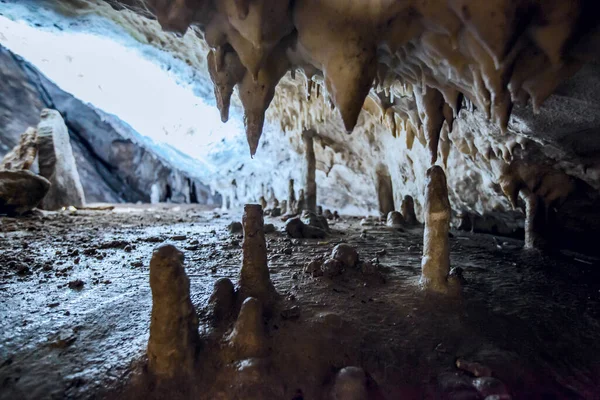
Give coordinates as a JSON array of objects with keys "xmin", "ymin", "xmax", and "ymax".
[{"xmin": 143, "ymin": 0, "xmax": 590, "ymax": 158}]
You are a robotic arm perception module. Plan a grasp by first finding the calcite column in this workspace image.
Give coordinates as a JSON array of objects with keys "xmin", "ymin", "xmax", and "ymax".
[
  {"xmin": 303, "ymin": 130, "xmax": 317, "ymax": 213},
  {"xmin": 402, "ymin": 195, "xmax": 418, "ymax": 225},
  {"xmin": 375, "ymin": 166, "xmax": 394, "ymax": 217},
  {"xmin": 147, "ymin": 244, "xmax": 199, "ymax": 379},
  {"xmin": 238, "ymin": 204, "xmax": 276, "ymax": 306},
  {"xmin": 524, "ymin": 192, "xmax": 548, "ymax": 249},
  {"xmin": 287, "ymin": 179, "xmax": 296, "ymax": 214},
  {"xmin": 420, "ymin": 166, "xmax": 452, "ymax": 293}
]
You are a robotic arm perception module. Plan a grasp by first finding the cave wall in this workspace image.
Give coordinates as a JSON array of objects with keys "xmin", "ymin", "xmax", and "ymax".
[{"xmin": 0, "ymin": 44, "xmax": 220, "ymax": 206}]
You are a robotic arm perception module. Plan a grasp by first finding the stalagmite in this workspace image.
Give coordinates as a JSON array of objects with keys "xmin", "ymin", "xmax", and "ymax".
[
  {"xmin": 297, "ymin": 189, "xmax": 306, "ymax": 214},
  {"xmin": 147, "ymin": 244, "xmax": 199, "ymax": 379},
  {"xmin": 375, "ymin": 165, "xmax": 395, "ymax": 217},
  {"xmin": 303, "ymin": 130, "xmax": 317, "ymax": 213},
  {"xmin": 238, "ymin": 204, "xmax": 276, "ymax": 307},
  {"xmin": 523, "ymin": 191, "xmax": 549, "ymax": 250},
  {"xmin": 401, "ymin": 195, "xmax": 418, "ymax": 225},
  {"xmin": 420, "ymin": 166, "xmax": 454, "ymax": 293},
  {"xmin": 287, "ymin": 179, "xmax": 296, "ymax": 215},
  {"xmin": 387, "ymin": 211, "xmax": 404, "ymax": 228},
  {"xmin": 280, "ymin": 199, "xmax": 288, "ymax": 215},
  {"xmin": 259, "ymin": 196, "xmax": 267, "ymax": 210},
  {"xmin": 208, "ymin": 277, "xmax": 235, "ymax": 325},
  {"xmin": 228, "ymin": 297, "xmax": 268, "ymax": 359}
]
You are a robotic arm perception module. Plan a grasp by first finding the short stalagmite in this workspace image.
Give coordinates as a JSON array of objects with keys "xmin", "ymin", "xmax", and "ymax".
[
  {"xmin": 208, "ymin": 277, "xmax": 235, "ymax": 325},
  {"xmin": 303, "ymin": 130, "xmax": 317, "ymax": 213},
  {"xmin": 238, "ymin": 204, "xmax": 276, "ymax": 306},
  {"xmin": 227, "ymin": 297, "xmax": 268, "ymax": 359},
  {"xmin": 259, "ymin": 196, "xmax": 267, "ymax": 210},
  {"xmin": 420, "ymin": 166, "xmax": 453, "ymax": 293},
  {"xmin": 147, "ymin": 244, "xmax": 199, "ymax": 379},
  {"xmin": 401, "ymin": 195, "xmax": 418, "ymax": 226},
  {"xmin": 287, "ymin": 179, "xmax": 296, "ymax": 215}
]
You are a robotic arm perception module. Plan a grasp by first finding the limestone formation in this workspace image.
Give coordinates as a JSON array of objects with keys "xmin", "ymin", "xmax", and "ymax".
[
  {"xmin": 147, "ymin": 244, "xmax": 199, "ymax": 379},
  {"xmin": 420, "ymin": 166, "xmax": 453, "ymax": 293},
  {"xmin": 375, "ymin": 166, "xmax": 394, "ymax": 217},
  {"xmin": 301, "ymin": 210, "xmax": 329, "ymax": 232},
  {"xmin": 36, "ymin": 109, "xmax": 85, "ymax": 210},
  {"xmin": 228, "ymin": 221, "xmax": 243, "ymax": 234},
  {"xmin": 297, "ymin": 189, "xmax": 306, "ymax": 214},
  {"xmin": 303, "ymin": 130, "xmax": 317, "ymax": 212},
  {"xmin": 401, "ymin": 195, "xmax": 418, "ymax": 226},
  {"xmin": 259, "ymin": 196, "xmax": 267, "ymax": 210},
  {"xmin": 331, "ymin": 366, "xmax": 383, "ymax": 400},
  {"xmin": 324, "ymin": 209, "xmax": 333, "ymax": 220},
  {"xmin": 227, "ymin": 297, "xmax": 268, "ymax": 359},
  {"xmin": 287, "ymin": 179, "xmax": 296, "ymax": 215},
  {"xmin": 0, "ymin": 127, "xmax": 37, "ymax": 171},
  {"xmin": 386, "ymin": 211, "xmax": 405, "ymax": 228},
  {"xmin": 238, "ymin": 204, "xmax": 276, "ymax": 306},
  {"xmin": 524, "ymin": 192, "xmax": 548, "ymax": 250},
  {"xmin": 0, "ymin": 170, "xmax": 50, "ymax": 215},
  {"xmin": 280, "ymin": 199, "xmax": 288, "ymax": 215},
  {"xmin": 208, "ymin": 277, "xmax": 235, "ymax": 325},
  {"xmin": 286, "ymin": 216, "xmax": 327, "ymax": 239},
  {"xmin": 331, "ymin": 244, "xmax": 359, "ymax": 269}
]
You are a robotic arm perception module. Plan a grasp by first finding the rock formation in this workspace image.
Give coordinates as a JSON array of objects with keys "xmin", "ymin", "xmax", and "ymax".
[
  {"xmin": 36, "ymin": 109, "xmax": 86, "ymax": 210},
  {"xmin": 303, "ymin": 130, "xmax": 317, "ymax": 213},
  {"xmin": 386, "ymin": 211, "xmax": 405, "ymax": 228},
  {"xmin": 401, "ymin": 195, "xmax": 418, "ymax": 226},
  {"xmin": 287, "ymin": 179, "xmax": 296, "ymax": 215},
  {"xmin": 0, "ymin": 127, "xmax": 37, "ymax": 171},
  {"xmin": 420, "ymin": 166, "xmax": 454, "ymax": 293},
  {"xmin": 0, "ymin": 170, "xmax": 50, "ymax": 215},
  {"xmin": 375, "ymin": 165, "xmax": 394, "ymax": 217},
  {"xmin": 147, "ymin": 244, "xmax": 199, "ymax": 379},
  {"xmin": 238, "ymin": 204, "xmax": 276, "ymax": 307}
]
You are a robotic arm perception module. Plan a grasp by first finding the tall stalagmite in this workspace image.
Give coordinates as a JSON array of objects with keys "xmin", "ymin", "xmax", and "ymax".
[
  {"xmin": 238, "ymin": 204, "xmax": 276, "ymax": 307},
  {"xmin": 303, "ymin": 130, "xmax": 317, "ymax": 213},
  {"xmin": 287, "ymin": 179, "xmax": 296, "ymax": 215},
  {"xmin": 147, "ymin": 244, "xmax": 199, "ymax": 379},
  {"xmin": 420, "ymin": 166, "xmax": 452, "ymax": 293},
  {"xmin": 375, "ymin": 165, "xmax": 394, "ymax": 217}
]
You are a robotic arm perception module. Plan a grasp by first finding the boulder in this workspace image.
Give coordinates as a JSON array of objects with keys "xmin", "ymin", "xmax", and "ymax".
[
  {"xmin": 0, "ymin": 127, "xmax": 37, "ymax": 171},
  {"xmin": 36, "ymin": 109, "xmax": 85, "ymax": 210},
  {"xmin": 331, "ymin": 244, "xmax": 359, "ymax": 268},
  {"xmin": 0, "ymin": 170, "xmax": 50, "ymax": 215}
]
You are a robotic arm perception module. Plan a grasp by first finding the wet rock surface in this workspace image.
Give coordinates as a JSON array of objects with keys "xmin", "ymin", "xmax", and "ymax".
[{"xmin": 1, "ymin": 205, "xmax": 600, "ymax": 399}]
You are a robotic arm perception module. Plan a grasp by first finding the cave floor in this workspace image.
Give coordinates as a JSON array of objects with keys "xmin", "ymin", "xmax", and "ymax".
[{"xmin": 1, "ymin": 205, "xmax": 600, "ymax": 400}]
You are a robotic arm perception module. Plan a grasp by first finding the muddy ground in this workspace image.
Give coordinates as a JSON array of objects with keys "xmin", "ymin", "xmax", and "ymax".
[{"xmin": 1, "ymin": 204, "xmax": 600, "ymax": 399}]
